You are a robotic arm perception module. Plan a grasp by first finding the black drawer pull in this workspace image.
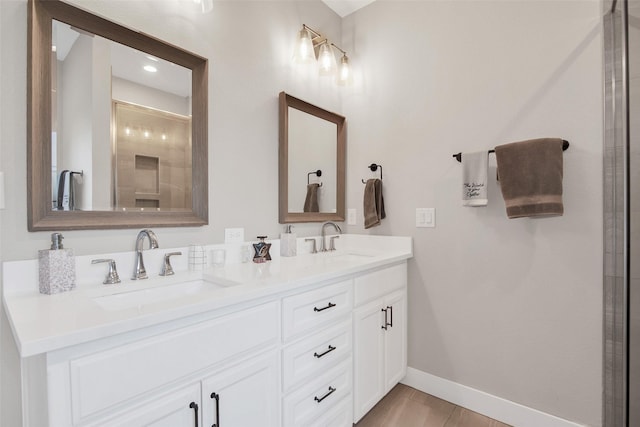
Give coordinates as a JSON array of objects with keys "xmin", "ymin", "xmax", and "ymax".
[
  {"xmin": 314, "ymin": 386, "xmax": 336, "ymax": 403},
  {"xmin": 314, "ymin": 345, "xmax": 336, "ymax": 358},
  {"xmin": 210, "ymin": 392, "xmax": 220, "ymax": 427},
  {"xmin": 381, "ymin": 307, "xmax": 388, "ymax": 330},
  {"xmin": 314, "ymin": 302, "xmax": 336, "ymax": 312},
  {"xmin": 189, "ymin": 402, "xmax": 199, "ymax": 427},
  {"xmin": 387, "ymin": 305, "xmax": 393, "ymax": 328}
]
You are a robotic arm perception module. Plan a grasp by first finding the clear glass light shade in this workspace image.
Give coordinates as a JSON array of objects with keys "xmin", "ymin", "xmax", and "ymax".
[
  {"xmin": 193, "ymin": 0, "xmax": 213, "ymax": 13},
  {"xmin": 293, "ymin": 29, "xmax": 316, "ymax": 64},
  {"xmin": 336, "ymin": 54, "xmax": 351, "ymax": 85},
  {"xmin": 318, "ymin": 43, "xmax": 337, "ymax": 76}
]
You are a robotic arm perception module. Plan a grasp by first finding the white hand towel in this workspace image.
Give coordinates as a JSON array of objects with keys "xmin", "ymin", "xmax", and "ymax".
[{"xmin": 462, "ymin": 151, "xmax": 488, "ymax": 206}]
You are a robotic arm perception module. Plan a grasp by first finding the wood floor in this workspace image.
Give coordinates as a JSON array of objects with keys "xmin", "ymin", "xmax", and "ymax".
[{"xmin": 355, "ymin": 384, "xmax": 512, "ymax": 427}]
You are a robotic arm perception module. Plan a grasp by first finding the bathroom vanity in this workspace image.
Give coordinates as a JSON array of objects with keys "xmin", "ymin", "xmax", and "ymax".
[{"xmin": 3, "ymin": 234, "xmax": 411, "ymax": 427}]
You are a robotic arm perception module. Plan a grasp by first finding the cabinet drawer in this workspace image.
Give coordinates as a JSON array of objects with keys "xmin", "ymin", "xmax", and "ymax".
[
  {"xmin": 282, "ymin": 359, "xmax": 351, "ymax": 427},
  {"xmin": 69, "ymin": 301, "xmax": 279, "ymax": 423},
  {"xmin": 308, "ymin": 395, "xmax": 353, "ymax": 427},
  {"xmin": 282, "ymin": 320, "xmax": 351, "ymax": 392},
  {"xmin": 282, "ymin": 280, "xmax": 352, "ymax": 341},
  {"xmin": 354, "ymin": 263, "xmax": 406, "ymax": 306}
]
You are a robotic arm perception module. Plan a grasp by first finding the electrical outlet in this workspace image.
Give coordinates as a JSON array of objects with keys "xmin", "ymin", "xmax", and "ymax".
[
  {"xmin": 416, "ymin": 208, "xmax": 435, "ymax": 228},
  {"xmin": 348, "ymin": 208, "xmax": 357, "ymax": 225},
  {"xmin": 224, "ymin": 228, "xmax": 245, "ymax": 243}
]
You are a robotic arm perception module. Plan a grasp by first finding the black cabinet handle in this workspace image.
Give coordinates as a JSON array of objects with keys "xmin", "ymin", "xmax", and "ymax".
[
  {"xmin": 314, "ymin": 386, "xmax": 336, "ymax": 403},
  {"xmin": 210, "ymin": 392, "xmax": 220, "ymax": 427},
  {"xmin": 314, "ymin": 345, "xmax": 336, "ymax": 358},
  {"xmin": 189, "ymin": 402, "xmax": 199, "ymax": 427},
  {"xmin": 387, "ymin": 305, "xmax": 393, "ymax": 328},
  {"xmin": 381, "ymin": 307, "xmax": 388, "ymax": 330},
  {"xmin": 314, "ymin": 302, "xmax": 336, "ymax": 312}
]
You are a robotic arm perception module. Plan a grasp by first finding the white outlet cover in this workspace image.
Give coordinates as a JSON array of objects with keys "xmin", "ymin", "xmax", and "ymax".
[
  {"xmin": 348, "ymin": 208, "xmax": 357, "ymax": 225},
  {"xmin": 224, "ymin": 228, "xmax": 245, "ymax": 243}
]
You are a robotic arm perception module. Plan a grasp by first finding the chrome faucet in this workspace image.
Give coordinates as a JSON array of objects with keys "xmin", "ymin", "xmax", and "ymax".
[
  {"xmin": 320, "ymin": 221, "xmax": 342, "ymax": 252},
  {"xmin": 132, "ymin": 229, "xmax": 159, "ymax": 280}
]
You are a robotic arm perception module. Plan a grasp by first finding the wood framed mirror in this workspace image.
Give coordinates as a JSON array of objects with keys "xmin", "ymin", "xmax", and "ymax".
[
  {"xmin": 27, "ymin": 0, "xmax": 208, "ymax": 231},
  {"xmin": 278, "ymin": 92, "xmax": 345, "ymax": 223}
]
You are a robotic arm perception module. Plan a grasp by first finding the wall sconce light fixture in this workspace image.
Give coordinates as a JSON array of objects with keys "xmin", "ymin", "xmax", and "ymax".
[{"xmin": 293, "ymin": 24, "xmax": 351, "ymax": 85}]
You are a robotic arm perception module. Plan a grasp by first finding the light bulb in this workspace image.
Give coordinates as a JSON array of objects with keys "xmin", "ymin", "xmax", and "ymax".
[
  {"xmin": 318, "ymin": 42, "xmax": 336, "ymax": 76},
  {"xmin": 337, "ymin": 54, "xmax": 351, "ymax": 85},
  {"xmin": 293, "ymin": 28, "xmax": 315, "ymax": 64},
  {"xmin": 200, "ymin": 0, "xmax": 213, "ymax": 13}
]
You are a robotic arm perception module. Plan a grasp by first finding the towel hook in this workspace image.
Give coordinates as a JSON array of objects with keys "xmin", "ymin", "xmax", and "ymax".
[
  {"xmin": 361, "ymin": 163, "xmax": 383, "ymax": 184},
  {"xmin": 307, "ymin": 170, "xmax": 323, "ymax": 187}
]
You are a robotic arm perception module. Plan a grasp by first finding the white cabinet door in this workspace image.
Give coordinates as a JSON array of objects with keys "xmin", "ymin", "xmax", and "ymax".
[
  {"xmin": 383, "ymin": 289, "xmax": 407, "ymax": 393},
  {"xmin": 353, "ymin": 299, "xmax": 385, "ymax": 422},
  {"xmin": 92, "ymin": 384, "xmax": 201, "ymax": 427},
  {"xmin": 201, "ymin": 352, "xmax": 280, "ymax": 427}
]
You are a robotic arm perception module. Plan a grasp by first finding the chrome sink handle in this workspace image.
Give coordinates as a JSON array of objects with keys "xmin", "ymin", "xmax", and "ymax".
[
  {"xmin": 329, "ymin": 235, "xmax": 340, "ymax": 251},
  {"xmin": 305, "ymin": 238, "xmax": 318, "ymax": 254},
  {"xmin": 160, "ymin": 252, "xmax": 182, "ymax": 276},
  {"xmin": 91, "ymin": 259, "xmax": 121, "ymax": 285}
]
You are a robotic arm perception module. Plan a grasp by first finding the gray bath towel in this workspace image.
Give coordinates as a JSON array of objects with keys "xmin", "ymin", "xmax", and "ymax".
[
  {"xmin": 303, "ymin": 183, "xmax": 320, "ymax": 212},
  {"xmin": 494, "ymin": 138, "xmax": 564, "ymax": 219},
  {"xmin": 364, "ymin": 179, "xmax": 385, "ymax": 229}
]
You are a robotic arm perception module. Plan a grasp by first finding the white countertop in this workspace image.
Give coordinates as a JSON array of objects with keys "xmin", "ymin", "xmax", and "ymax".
[{"xmin": 3, "ymin": 234, "xmax": 412, "ymax": 358}]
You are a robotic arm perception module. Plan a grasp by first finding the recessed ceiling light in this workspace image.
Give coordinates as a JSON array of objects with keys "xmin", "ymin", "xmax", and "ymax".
[{"xmin": 144, "ymin": 65, "xmax": 157, "ymax": 73}]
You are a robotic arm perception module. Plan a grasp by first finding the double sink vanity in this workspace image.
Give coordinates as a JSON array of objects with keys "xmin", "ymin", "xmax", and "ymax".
[
  {"xmin": 16, "ymin": 1, "xmax": 413, "ymax": 425},
  {"xmin": 3, "ymin": 233, "xmax": 412, "ymax": 427}
]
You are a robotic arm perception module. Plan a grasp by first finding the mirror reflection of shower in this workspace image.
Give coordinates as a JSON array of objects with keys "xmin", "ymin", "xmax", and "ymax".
[{"xmin": 50, "ymin": 19, "xmax": 192, "ymax": 212}]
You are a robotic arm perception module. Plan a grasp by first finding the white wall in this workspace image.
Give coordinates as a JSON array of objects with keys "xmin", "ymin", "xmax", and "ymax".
[
  {"xmin": 342, "ymin": 1, "xmax": 603, "ymax": 426},
  {"xmin": 112, "ymin": 77, "xmax": 191, "ymax": 117}
]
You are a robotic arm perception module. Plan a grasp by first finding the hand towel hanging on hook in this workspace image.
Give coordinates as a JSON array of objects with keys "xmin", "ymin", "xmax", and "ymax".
[
  {"xmin": 362, "ymin": 164, "xmax": 385, "ymax": 228},
  {"xmin": 304, "ymin": 169, "xmax": 322, "ymax": 212}
]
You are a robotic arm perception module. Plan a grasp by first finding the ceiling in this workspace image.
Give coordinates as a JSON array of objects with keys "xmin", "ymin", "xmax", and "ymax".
[{"xmin": 321, "ymin": 0, "xmax": 375, "ymax": 17}]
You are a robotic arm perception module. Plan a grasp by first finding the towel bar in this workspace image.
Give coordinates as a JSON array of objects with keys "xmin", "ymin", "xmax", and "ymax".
[
  {"xmin": 361, "ymin": 163, "xmax": 383, "ymax": 184},
  {"xmin": 452, "ymin": 140, "xmax": 570, "ymax": 162}
]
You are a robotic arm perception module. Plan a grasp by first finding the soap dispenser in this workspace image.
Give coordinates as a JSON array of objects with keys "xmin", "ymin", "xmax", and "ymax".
[
  {"xmin": 38, "ymin": 232, "xmax": 76, "ymax": 295},
  {"xmin": 252, "ymin": 236, "xmax": 272, "ymax": 263},
  {"xmin": 280, "ymin": 225, "xmax": 297, "ymax": 257}
]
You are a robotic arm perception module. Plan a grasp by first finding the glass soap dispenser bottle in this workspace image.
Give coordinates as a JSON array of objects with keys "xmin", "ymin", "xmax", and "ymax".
[{"xmin": 38, "ymin": 232, "xmax": 76, "ymax": 294}]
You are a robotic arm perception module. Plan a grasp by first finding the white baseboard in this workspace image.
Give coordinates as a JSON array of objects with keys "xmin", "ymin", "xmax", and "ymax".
[{"xmin": 401, "ymin": 367, "xmax": 586, "ymax": 427}]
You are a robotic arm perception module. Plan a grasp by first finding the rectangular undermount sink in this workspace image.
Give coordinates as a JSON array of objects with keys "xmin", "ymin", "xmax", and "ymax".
[{"xmin": 93, "ymin": 280, "xmax": 223, "ymax": 311}]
